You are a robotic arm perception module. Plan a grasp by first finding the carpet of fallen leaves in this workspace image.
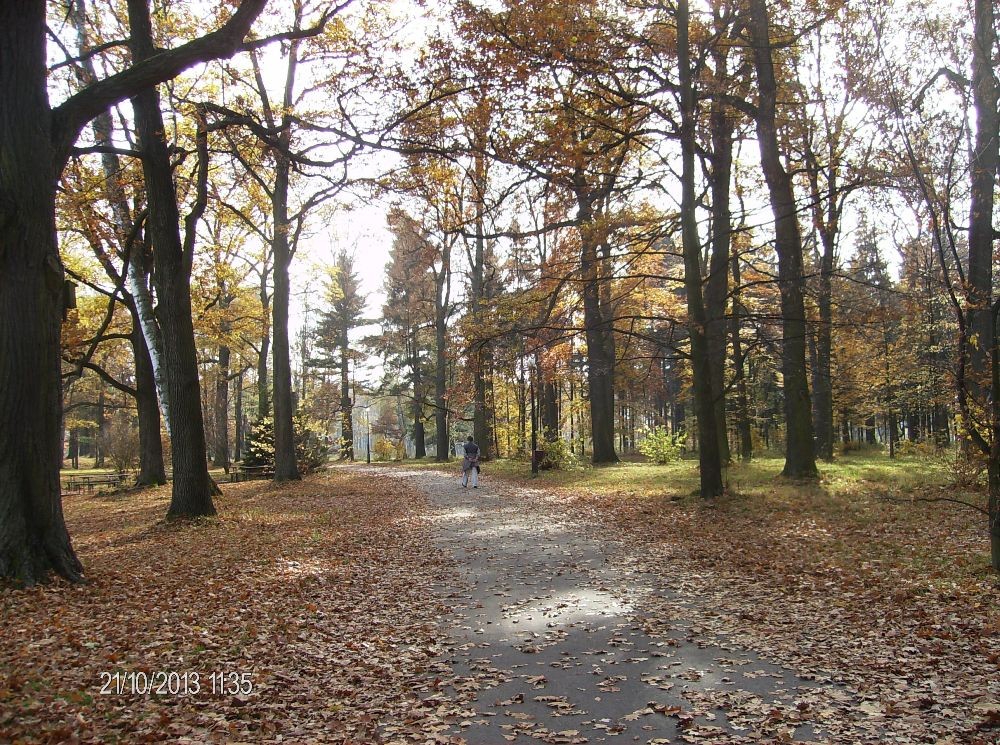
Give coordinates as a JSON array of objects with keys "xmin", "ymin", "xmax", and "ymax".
[
  {"xmin": 544, "ymin": 477, "xmax": 1000, "ymax": 743},
  {"xmin": 0, "ymin": 471, "xmax": 458, "ymax": 744}
]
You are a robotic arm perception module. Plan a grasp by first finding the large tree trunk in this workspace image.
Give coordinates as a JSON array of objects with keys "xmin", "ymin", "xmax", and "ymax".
[
  {"xmin": 271, "ymin": 153, "xmax": 300, "ymax": 480},
  {"xmin": 470, "ymin": 149, "xmax": 494, "ymax": 458},
  {"xmin": 94, "ymin": 387, "xmax": 107, "ymax": 468},
  {"xmin": 730, "ymin": 253, "xmax": 754, "ymax": 461},
  {"xmin": 433, "ymin": 236, "xmax": 453, "ymax": 462},
  {"xmin": 132, "ymin": 319, "xmax": 167, "ymax": 485},
  {"xmin": 577, "ymin": 194, "xmax": 618, "ymax": 465},
  {"xmin": 969, "ymin": 0, "xmax": 999, "ymax": 568},
  {"xmin": 434, "ymin": 303, "xmax": 450, "ymax": 461},
  {"xmin": 257, "ymin": 275, "xmax": 271, "ymax": 419},
  {"xmin": 213, "ymin": 345, "xmax": 231, "ymax": 472},
  {"xmin": 340, "ymin": 330, "xmax": 354, "ymax": 461},
  {"xmin": 679, "ymin": 0, "xmax": 723, "ymax": 496},
  {"xmin": 705, "ymin": 39, "xmax": 734, "ymax": 466},
  {"xmin": 0, "ymin": 1, "xmax": 84, "ymax": 585},
  {"xmin": 581, "ymin": 256, "xmax": 618, "ymax": 464},
  {"xmin": 813, "ymin": 230, "xmax": 835, "ymax": 461},
  {"xmin": 747, "ymin": 0, "xmax": 818, "ymax": 479},
  {"xmin": 129, "ymin": 0, "xmax": 216, "ymax": 517},
  {"xmin": 411, "ymin": 342, "xmax": 426, "ymax": 458},
  {"xmin": 234, "ymin": 370, "xmax": 245, "ymax": 461},
  {"xmin": 1, "ymin": 0, "xmax": 265, "ymax": 583},
  {"xmin": 542, "ymin": 380, "xmax": 559, "ymax": 442}
]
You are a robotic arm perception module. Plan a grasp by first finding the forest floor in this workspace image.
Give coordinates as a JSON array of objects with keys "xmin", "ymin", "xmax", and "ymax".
[
  {"xmin": 1, "ymin": 454, "xmax": 998, "ymax": 743},
  {"xmin": 0, "ymin": 471, "xmax": 458, "ymax": 744}
]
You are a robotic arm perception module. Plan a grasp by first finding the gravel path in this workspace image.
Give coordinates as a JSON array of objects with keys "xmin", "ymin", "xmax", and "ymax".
[{"xmin": 374, "ymin": 467, "xmax": 845, "ymax": 744}]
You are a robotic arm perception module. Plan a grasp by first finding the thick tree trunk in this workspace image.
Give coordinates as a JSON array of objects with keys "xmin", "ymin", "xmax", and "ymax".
[
  {"xmin": 433, "ymin": 235, "xmax": 453, "ymax": 462},
  {"xmin": 340, "ymin": 333, "xmax": 354, "ymax": 461},
  {"xmin": 748, "ymin": 0, "xmax": 818, "ymax": 479},
  {"xmin": 213, "ymin": 345, "xmax": 231, "ymax": 472},
  {"xmin": 470, "ymin": 150, "xmax": 494, "ymax": 459},
  {"xmin": 473, "ymin": 347, "xmax": 494, "ymax": 456},
  {"xmin": 730, "ymin": 255, "xmax": 753, "ymax": 461},
  {"xmin": 129, "ymin": 0, "xmax": 216, "ymax": 517},
  {"xmin": 412, "ymin": 343, "xmax": 426, "ymax": 458},
  {"xmin": 257, "ymin": 280, "xmax": 271, "ymax": 419},
  {"xmin": 234, "ymin": 370, "xmax": 245, "ymax": 461},
  {"xmin": 577, "ymin": 198, "xmax": 618, "ymax": 464},
  {"xmin": 542, "ymin": 380, "xmax": 559, "ymax": 442},
  {"xmin": 0, "ymin": 2, "xmax": 83, "ymax": 584},
  {"xmin": 132, "ymin": 320, "xmax": 167, "ymax": 485},
  {"xmin": 814, "ymin": 231, "xmax": 835, "ymax": 460},
  {"xmin": 69, "ymin": 429, "xmax": 81, "ymax": 470},
  {"xmin": 679, "ymin": 0, "xmax": 723, "ymax": 496},
  {"xmin": 435, "ymin": 305, "xmax": 450, "ymax": 461},
  {"xmin": 970, "ymin": 0, "xmax": 999, "ymax": 569},
  {"xmin": 93, "ymin": 387, "xmax": 107, "ymax": 468},
  {"xmin": 271, "ymin": 154, "xmax": 300, "ymax": 480},
  {"xmin": 966, "ymin": 0, "xmax": 998, "ymax": 397},
  {"xmin": 705, "ymin": 41, "xmax": 734, "ymax": 465},
  {"xmin": 581, "ymin": 261, "xmax": 618, "ymax": 463}
]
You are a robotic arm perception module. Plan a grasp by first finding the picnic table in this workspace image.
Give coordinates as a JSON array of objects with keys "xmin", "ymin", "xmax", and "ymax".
[
  {"xmin": 63, "ymin": 472, "xmax": 130, "ymax": 493},
  {"xmin": 230, "ymin": 464, "xmax": 274, "ymax": 482}
]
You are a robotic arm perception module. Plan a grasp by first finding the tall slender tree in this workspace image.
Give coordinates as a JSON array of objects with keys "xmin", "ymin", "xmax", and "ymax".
[{"xmin": 745, "ymin": 0, "xmax": 819, "ymax": 478}]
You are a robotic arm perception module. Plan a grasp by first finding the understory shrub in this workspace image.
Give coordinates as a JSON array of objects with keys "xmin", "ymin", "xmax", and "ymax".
[
  {"xmin": 540, "ymin": 437, "xmax": 581, "ymax": 470},
  {"xmin": 639, "ymin": 426, "xmax": 684, "ymax": 464}
]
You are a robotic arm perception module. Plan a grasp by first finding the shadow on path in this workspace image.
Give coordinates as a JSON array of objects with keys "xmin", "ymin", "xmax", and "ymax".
[{"xmin": 370, "ymin": 468, "xmax": 853, "ymax": 744}]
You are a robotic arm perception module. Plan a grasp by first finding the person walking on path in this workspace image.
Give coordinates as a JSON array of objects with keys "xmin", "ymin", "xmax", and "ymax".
[{"xmin": 461, "ymin": 435, "xmax": 480, "ymax": 488}]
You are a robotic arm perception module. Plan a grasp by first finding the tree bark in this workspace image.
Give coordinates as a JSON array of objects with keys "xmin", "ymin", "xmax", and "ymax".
[
  {"xmin": 730, "ymin": 253, "xmax": 753, "ymax": 460},
  {"xmin": 433, "ymin": 237, "xmax": 453, "ymax": 462},
  {"xmin": 435, "ymin": 297, "xmax": 450, "ymax": 461},
  {"xmin": 132, "ymin": 319, "xmax": 167, "ymax": 485},
  {"xmin": 0, "ymin": 0, "xmax": 265, "ymax": 584},
  {"xmin": 747, "ymin": 0, "xmax": 818, "ymax": 478},
  {"xmin": 271, "ymin": 151, "xmax": 300, "ymax": 480},
  {"xmin": 577, "ymin": 192, "xmax": 618, "ymax": 465},
  {"xmin": 813, "ymin": 230, "xmax": 835, "ymax": 460},
  {"xmin": 129, "ymin": 0, "xmax": 216, "ymax": 517},
  {"xmin": 968, "ymin": 0, "xmax": 1000, "ymax": 569},
  {"xmin": 340, "ymin": 330, "xmax": 354, "ymax": 460},
  {"xmin": 0, "ymin": 0, "xmax": 83, "ymax": 585},
  {"xmin": 542, "ymin": 380, "xmax": 559, "ymax": 442},
  {"xmin": 705, "ymin": 39, "xmax": 734, "ymax": 466},
  {"xmin": 234, "ymin": 370, "xmax": 245, "ymax": 461},
  {"xmin": 470, "ymin": 148, "xmax": 494, "ymax": 459},
  {"xmin": 411, "ymin": 340, "xmax": 426, "ymax": 458},
  {"xmin": 213, "ymin": 345, "xmax": 231, "ymax": 472},
  {"xmin": 94, "ymin": 386, "xmax": 107, "ymax": 468},
  {"xmin": 679, "ymin": 0, "xmax": 723, "ymax": 496}
]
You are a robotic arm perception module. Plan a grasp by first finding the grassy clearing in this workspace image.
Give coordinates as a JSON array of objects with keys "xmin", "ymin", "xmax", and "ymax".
[
  {"xmin": 374, "ymin": 449, "xmax": 989, "ymax": 575},
  {"xmin": 372, "ymin": 449, "xmax": 950, "ymax": 501}
]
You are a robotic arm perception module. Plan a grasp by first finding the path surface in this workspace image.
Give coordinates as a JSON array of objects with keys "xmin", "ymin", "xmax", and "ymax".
[{"xmin": 377, "ymin": 468, "xmax": 855, "ymax": 744}]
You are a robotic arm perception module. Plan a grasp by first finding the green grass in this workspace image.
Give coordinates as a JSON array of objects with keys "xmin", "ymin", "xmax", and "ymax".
[{"xmin": 372, "ymin": 449, "xmax": 949, "ymax": 501}]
